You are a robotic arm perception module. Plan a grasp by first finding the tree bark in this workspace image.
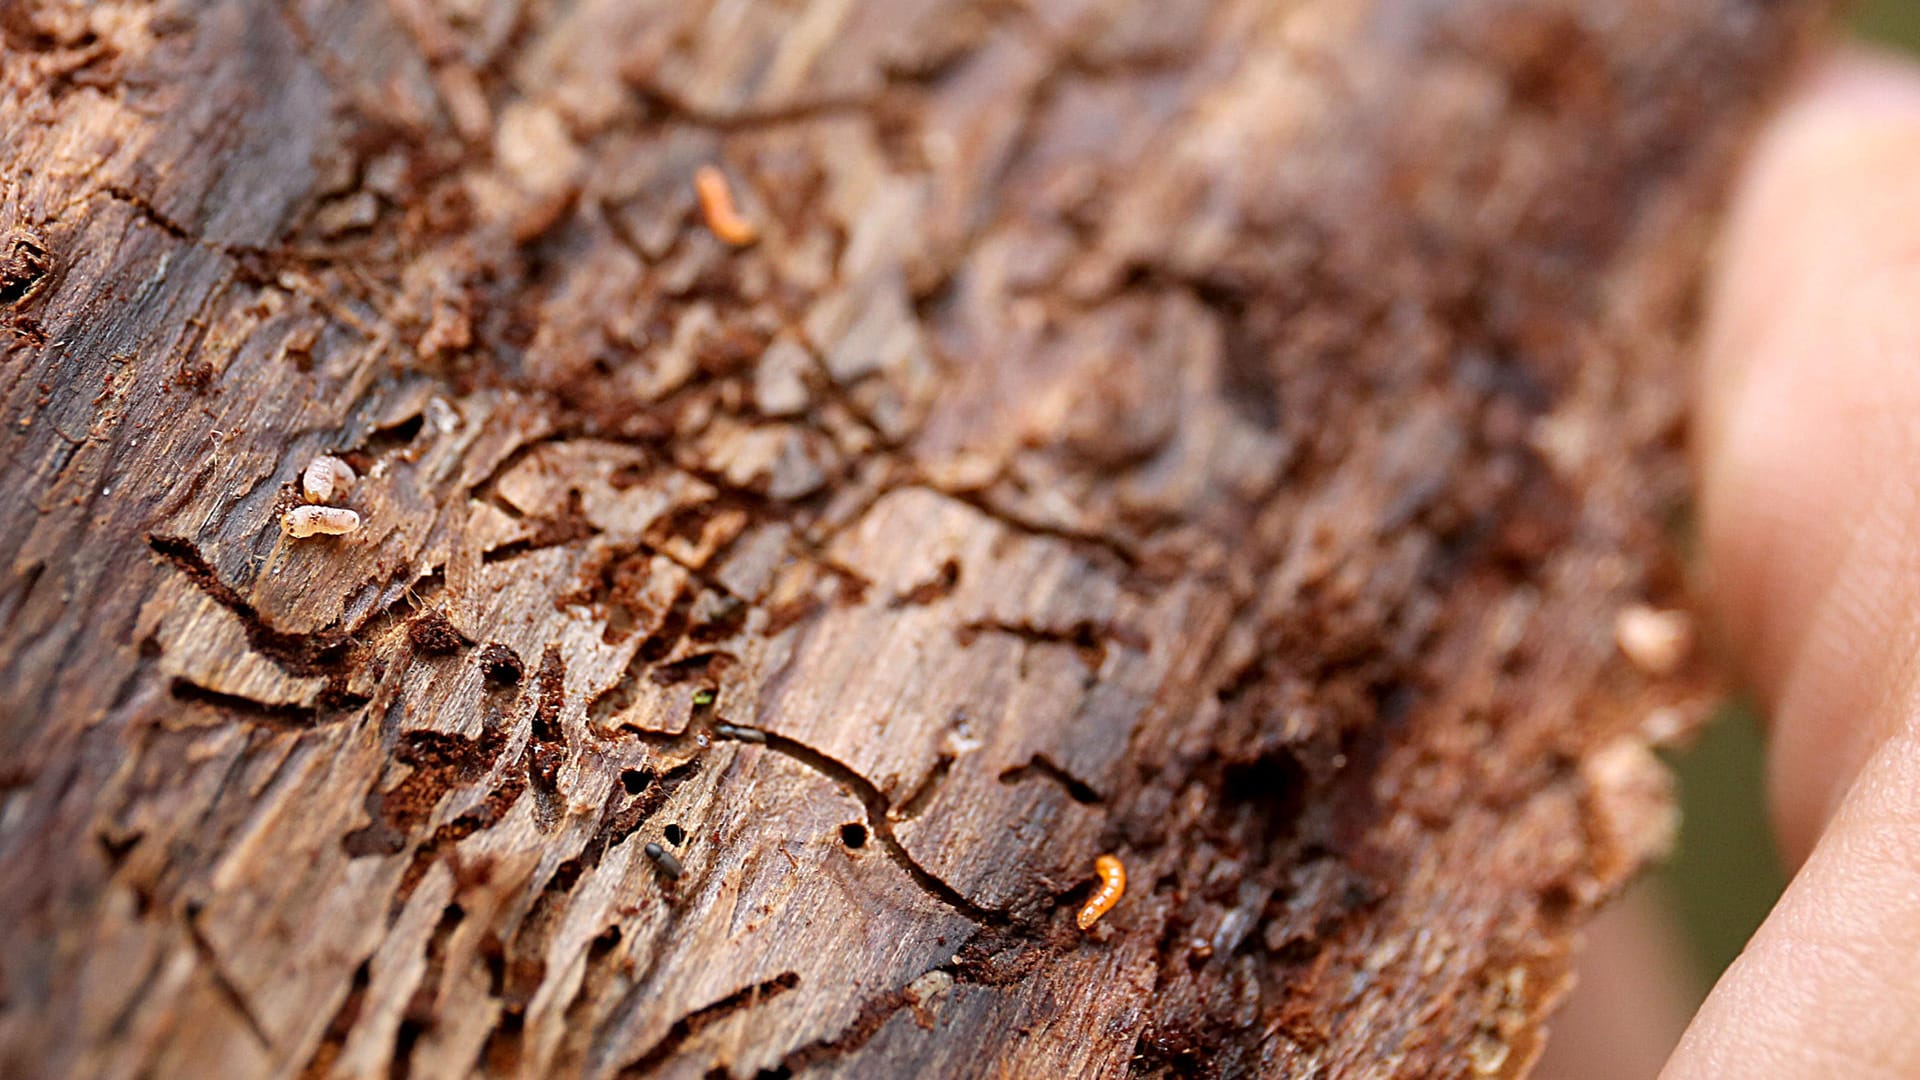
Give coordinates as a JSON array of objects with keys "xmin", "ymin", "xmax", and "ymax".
[{"xmin": 0, "ymin": 1, "xmax": 1823, "ymax": 1077}]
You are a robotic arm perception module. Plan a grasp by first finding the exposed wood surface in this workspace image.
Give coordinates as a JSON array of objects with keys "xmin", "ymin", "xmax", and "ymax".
[{"xmin": 0, "ymin": 1, "xmax": 1821, "ymax": 1077}]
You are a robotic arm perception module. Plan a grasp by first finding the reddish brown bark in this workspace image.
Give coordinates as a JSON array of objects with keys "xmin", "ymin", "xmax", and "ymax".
[{"xmin": 0, "ymin": 1, "xmax": 1825, "ymax": 1077}]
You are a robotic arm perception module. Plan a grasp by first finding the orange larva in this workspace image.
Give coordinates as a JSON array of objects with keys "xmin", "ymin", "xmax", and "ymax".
[
  {"xmin": 1077, "ymin": 854, "xmax": 1125, "ymax": 930},
  {"xmin": 694, "ymin": 164, "xmax": 758, "ymax": 247}
]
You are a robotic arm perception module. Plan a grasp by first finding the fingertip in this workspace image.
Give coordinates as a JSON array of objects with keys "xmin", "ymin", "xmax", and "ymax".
[
  {"xmin": 1678, "ymin": 39, "xmax": 1920, "ymax": 1080},
  {"xmin": 1666, "ymin": 728, "xmax": 1920, "ymax": 1079},
  {"xmin": 1699, "ymin": 44, "xmax": 1920, "ymax": 859},
  {"xmin": 1702, "ymin": 45, "xmax": 1920, "ymax": 462}
]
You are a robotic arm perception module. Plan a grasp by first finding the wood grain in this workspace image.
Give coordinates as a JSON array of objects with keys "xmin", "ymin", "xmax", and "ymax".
[{"xmin": 0, "ymin": 1, "xmax": 1824, "ymax": 1077}]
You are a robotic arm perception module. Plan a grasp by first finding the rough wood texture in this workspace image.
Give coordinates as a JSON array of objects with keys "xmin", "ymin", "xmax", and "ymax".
[{"xmin": 0, "ymin": 2, "xmax": 1821, "ymax": 1077}]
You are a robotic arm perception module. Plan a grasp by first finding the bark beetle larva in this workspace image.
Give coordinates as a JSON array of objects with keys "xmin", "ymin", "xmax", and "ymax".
[
  {"xmin": 1078, "ymin": 853, "xmax": 1126, "ymax": 930},
  {"xmin": 1613, "ymin": 604, "xmax": 1692, "ymax": 676},
  {"xmin": 694, "ymin": 165, "xmax": 758, "ymax": 247},
  {"xmin": 282, "ymin": 505, "xmax": 361, "ymax": 538},
  {"xmin": 301, "ymin": 454, "xmax": 357, "ymax": 504}
]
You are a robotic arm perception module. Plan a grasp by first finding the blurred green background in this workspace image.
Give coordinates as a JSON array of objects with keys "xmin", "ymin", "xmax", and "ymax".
[
  {"xmin": 1657, "ymin": 0, "xmax": 1920, "ymax": 997},
  {"xmin": 1858, "ymin": 0, "xmax": 1920, "ymax": 52},
  {"xmin": 1660, "ymin": 702, "xmax": 1776, "ymax": 993}
]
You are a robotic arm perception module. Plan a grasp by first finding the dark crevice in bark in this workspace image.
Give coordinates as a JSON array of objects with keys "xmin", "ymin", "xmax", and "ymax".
[{"xmin": 614, "ymin": 971, "xmax": 801, "ymax": 1078}]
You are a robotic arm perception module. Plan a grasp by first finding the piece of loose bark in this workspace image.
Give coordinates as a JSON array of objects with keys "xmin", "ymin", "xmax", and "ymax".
[{"xmin": 0, "ymin": 1, "xmax": 1826, "ymax": 1077}]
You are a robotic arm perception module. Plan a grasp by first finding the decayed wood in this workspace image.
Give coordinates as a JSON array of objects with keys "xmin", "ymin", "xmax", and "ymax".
[{"xmin": 0, "ymin": 1, "xmax": 1822, "ymax": 1077}]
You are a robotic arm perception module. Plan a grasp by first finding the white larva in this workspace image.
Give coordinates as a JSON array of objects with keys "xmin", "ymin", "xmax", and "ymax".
[
  {"xmin": 302, "ymin": 455, "xmax": 357, "ymax": 504},
  {"xmin": 1614, "ymin": 604, "xmax": 1692, "ymax": 676},
  {"xmin": 282, "ymin": 505, "xmax": 361, "ymax": 538}
]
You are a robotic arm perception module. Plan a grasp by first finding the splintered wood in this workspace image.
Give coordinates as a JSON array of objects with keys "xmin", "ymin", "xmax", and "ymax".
[{"xmin": 0, "ymin": 2, "xmax": 1825, "ymax": 1078}]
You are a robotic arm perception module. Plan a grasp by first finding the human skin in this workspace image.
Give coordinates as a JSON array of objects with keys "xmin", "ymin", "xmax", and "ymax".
[
  {"xmin": 1670, "ymin": 46, "xmax": 1920, "ymax": 1078},
  {"xmin": 1546, "ymin": 46, "xmax": 1920, "ymax": 1079}
]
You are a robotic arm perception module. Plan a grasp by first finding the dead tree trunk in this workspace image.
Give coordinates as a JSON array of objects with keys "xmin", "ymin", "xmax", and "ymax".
[{"xmin": 0, "ymin": 1, "xmax": 1823, "ymax": 1077}]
